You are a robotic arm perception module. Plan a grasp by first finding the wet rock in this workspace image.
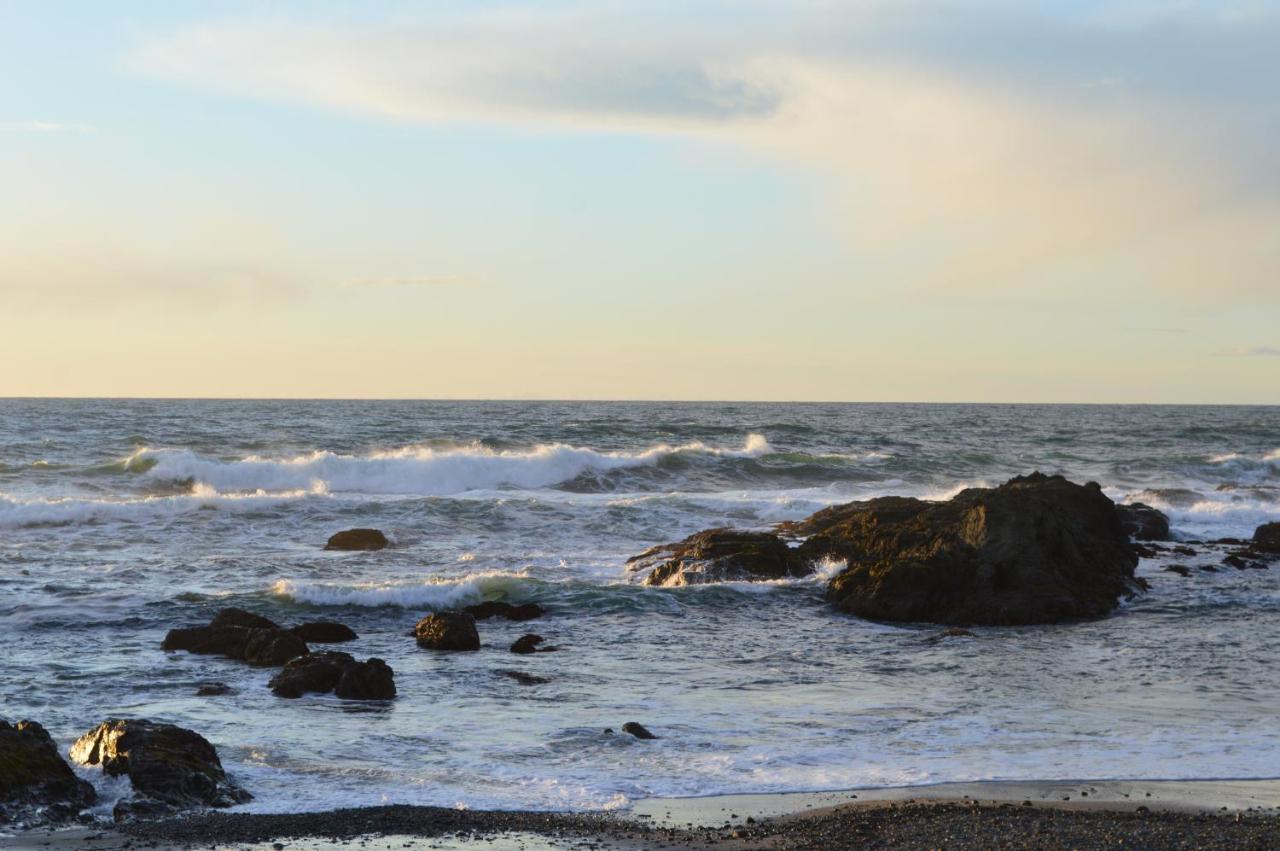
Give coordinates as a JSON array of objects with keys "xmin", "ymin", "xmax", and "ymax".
[
  {"xmin": 510, "ymin": 633, "xmax": 555, "ymax": 654},
  {"xmin": 464, "ymin": 601, "xmax": 546, "ymax": 622},
  {"xmin": 324, "ymin": 528, "xmax": 388, "ymax": 551},
  {"xmin": 792, "ymin": 473, "xmax": 1140, "ymax": 626},
  {"xmin": 68, "ymin": 719, "xmax": 250, "ymax": 820},
  {"xmin": 209, "ymin": 608, "xmax": 279, "ymax": 630},
  {"xmin": 628, "ymin": 528, "xmax": 810, "ymax": 587},
  {"xmin": 497, "ymin": 670, "xmax": 550, "ymax": 686},
  {"xmin": 1253, "ymin": 522, "xmax": 1280, "ymax": 554},
  {"xmin": 242, "ymin": 628, "xmax": 310, "ymax": 666},
  {"xmin": 414, "ymin": 612, "xmax": 480, "ymax": 651},
  {"xmin": 195, "ymin": 683, "xmax": 232, "ymax": 697},
  {"xmin": 1171, "ymin": 545, "xmax": 1198, "ymax": 557},
  {"xmin": 1114, "ymin": 503, "xmax": 1171, "ymax": 541},
  {"xmin": 1199, "ymin": 565, "xmax": 1220, "ymax": 573},
  {"xmin": 0, "ymin": 719, "xmax": 96, "ymax": 827},
  {"xmin": 622, "ymin": 722, "xmax": 658, "ymax": 740},
  {"xmin": 163, "ymin": 623, "xmax": 308, "ymax": 667},
  {"xmin": 289, "ymin": 622, "xmax": 358, "ymax": 643},
  {"xmin": 269, "ymin": 652, "xmax": 395, "ymax": 700},
  {"xmin": 1163, "ymin": 565, "xmax": 1191, "ymax": 577},
  {"xmin": 1223, "ymin": 553, "xmax": 1268, "ymax": 570}
]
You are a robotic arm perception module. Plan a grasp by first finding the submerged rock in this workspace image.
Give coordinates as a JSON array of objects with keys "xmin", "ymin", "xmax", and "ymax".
[
  {"xmin": 510, "ymin": 633, "xmax": 555, "ymax": 654},
  {"xmin": 792, "ymin": 473, "xmax": 1141, "ymax": 626},
  {"xmin": 289, "ymin": 621, "xmax": 358, "ymax": 643},
  {"xmin": 622, "ymin": 722, "xmax": 658, "ymax": 740},
  {"xmin": 497, "ymin": 670, "xmax": 550, "ymax": 686},
  {"xmin": 1114, "ymin": 503, "xmax": 1171, "ymax": 542},
  {"xmin": 414, "ymin": 612, "xmax": 480, "ymax": 651},
  {"xmin": 195, "ymin": 682, "xmax": 232, "ymax": 697},
  {"xmin": 464, "ymin": 601, "xmax": 546, "ymax": 622},
  {"xmin": 0, "ymin": 719, "xmax": 96, "ymax": 827},
  {"xmin": 628, "ymin": 528, "xmax": 810, "ymax": 587},
  {"xmin": 325, "ymin": 528, "xmax": 388, "ymax": 551},
  {"xmin": 1253, "ymin": 522, "xmax": 1280, "ymax": 554},
  {"xmin": 269, "ymin": 652, "xmax": 395, "ymax": 700},
  {"xmin": 68, "ymin": 719, "xmax": 250, "ymax": 820}
]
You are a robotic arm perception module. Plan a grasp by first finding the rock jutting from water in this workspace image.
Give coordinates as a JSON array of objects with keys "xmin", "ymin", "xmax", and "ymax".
[
  {"xmin": 325, "ymin": 528, "xmax": 389, "ymax": 551},
  {"xmin": 1114, "ymin": 502, "xmax": 1171, "ymax": 541},
  {"xmin": 68, "ymin": 719, "xmax": 251, "ymax": 821},
  {"xmin": 0, "ymin": 719, "xmax": 96, "ymax": 827},
  {"xmin": 627, "ymin": 528, "xmax": 811, "ymax": 586},
  {"xmin": 268, "ymin": 652, "xmax": 396, "ymax": 699},
  {"xmin": 414, "ymin": 611, "xmax": 481, "ymax": 651},
  {"xmin": 464, "ymin": 601, "xmax": 546, "ymax": 621}
]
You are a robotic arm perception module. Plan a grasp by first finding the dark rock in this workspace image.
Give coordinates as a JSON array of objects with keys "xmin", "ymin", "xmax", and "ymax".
[
  {"xmin": 414, "ymin": 612, "xmax": 480, "ymax": 651},
  {"xmin": 1199, "ymin": 564, "xmax": 1219, "ymax": 573},
  {"xmin": 628, "ymin": 528, "xmax": 810, "ymax": 586},
  {"xmin": 289, "ymin": 622, "xmax": 358, "ymax": 643},
  {"xmin": 1116, "ymin": 503, "xmax": 1172, "ymax": 541},
  {"xmin": 324, "ymin": 529, "xmax": 388, "ymax": 551},
  {"xmin": 68, "ymin": 719, "xmax": 250, "ymax": 820},
  {"xmin": 269, "ymin": 653, "xmax": 395, "ymax": 700},
  {"xmin": 510, "ymin": 634, "xmax": 548, "ymax": 654},
  {"xmin": 163, "ymin": 624, "xmax": 308, "ymax": 667},
  {"xmin": 1253, "ymin": 522, "xmax": 1280, "ymax": 554},
  {"xmin": 0, "ymin": 719, "xmax": 96, "ymax": 827},
  {"xmin": 242, "ymin": 628, "xmax": 310, "ymax": 666},
  {"xmin": 195, "ymin": 683, "xmax": 232, "ymax": 697},
  {"xmin": 622, "ymin": 722, "xmax": 658, "ymax": 740},
  {"xmin": 209, "ymin": 608, "xmax": 279, "ymax": 630},
  {"xmin": 497, "ymin": 670, "xmax": 550, "ymax": 686},
  {"xmin": 1131, "ymin": 543, "xmax": 1160, "ymax": 559},
  {"xmin": 1171, "ymin": 545, "xmax": 1198, "ymax": 557},
  {"xmin": 1163, "ymin": 565, "xmax": 1191, "ymax": 577},
  {"xmin": 792, "ymin": 473, "xmax": 1140, "ymax": 626},
  {"xmin": 464, "ymin": 601, "xmax": 546, "ymax": 622},
  {"xmin": 1223, "ymin": 553, "xmax": 1268, "ymax": 570}
]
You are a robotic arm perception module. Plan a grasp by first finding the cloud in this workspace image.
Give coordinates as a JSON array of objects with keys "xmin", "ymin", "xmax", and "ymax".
[
  {"xmin": 11, "ymin": 120, "xmax": 96, "ymax": 134},
  {"xmin": 127, "ymin": 2, "xmax": 1280, "ymax": 301},
  {"xmin": 343, "ymin": 275, "xmax": 479, "ymax": 290},
  {"xmin": 1220, "ymin": 346, "xmax": 1280, "ymax": 357}
]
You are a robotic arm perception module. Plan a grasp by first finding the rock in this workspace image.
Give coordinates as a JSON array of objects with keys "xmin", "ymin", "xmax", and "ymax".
[
  {"xmin": 628, "ymin": 528, "xmax": 810, "ymax": 587},
  {"xmin": 289, "ymin": 622, "xmax": 358, "ymax": 643},
  {"xmin": 794, "ymin": 473, "xmax": 1141, "ymax": 626},
  {"xmin": 68, "ymin": 719, "xmax": 250, "ymax": 820},
  {"xmin": 1223, "ymin": 553, "xmax": 1268, "ymax": 570},
  {"xmin": 1114, "ymin": 503, "xmax": 1171, "ymax": 541},
  {"xmin": 195, "ymin": 683, "xmax": 231, "ymax": 696},
  {"xmin": 510, "ymin": 633, "xmax": 550, "ymax": 654},
  {"xmin": 622, "ymin": 722, "xmax": 658, "ymax": 740},
  {"xmin": 497, "ymin": 670, "xmax": 550, "ymax": 686},
  {"xmin": 163, "ymin": 624, "xmax": 308, "ymax": 667},
  {"xmin": 0, "ymin": 719, "xmax": 96, "ymax": 827},
  {"xmin": 464, "ymin": 601, "xmax": 546, "ymax": 622},
  {"xmin": 414, "ymin": 612, "xmax": 480, "ymax": 651},
  {"xmin": 242, "ymin": 628, "xmax": 311, "ymax": 666},
  {"xmin": 1253, "ymin": 522, "xmax": 1280, "ymax": 554},
  {"xmin": 268, "ymin": 652, "xmax": 395, "ymax": 700},
  {"xmin": 1200, "ymin": 564, "xmax": 1219, "ymax": 573},
  {"xmin": 324, "ymin": 528, "xmax": 388, "ymax": 551},
  {"xmin": 209, "ymin": 607, "xmax": 279, "ymax": 630},
  {"xmin": 1163, "ymin": 565, "xmax": 1191, "ymax": 577}
]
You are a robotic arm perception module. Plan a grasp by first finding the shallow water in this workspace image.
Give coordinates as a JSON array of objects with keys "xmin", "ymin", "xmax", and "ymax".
[{"xmin": 1, "ymin": 400, "xmax": 1277, "ymax": 817}]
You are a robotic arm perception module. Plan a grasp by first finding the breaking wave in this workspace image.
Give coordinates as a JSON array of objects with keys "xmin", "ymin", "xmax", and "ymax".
[
  {"xmin": 271, "ymin": 571, "xmax": 533, "ymax": 609},
  {"xmin": 0, "ymin": 485, "xmax": 322, "ymax": 528}
]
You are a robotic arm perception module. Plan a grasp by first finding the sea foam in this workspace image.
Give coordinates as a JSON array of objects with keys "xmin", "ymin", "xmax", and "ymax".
[
  {"xmin": 271, "ymin": 570, "xmax": 533, "ymax": 608},
  {"xmin": 0, "ymin": 485, "xmax": 321, "ymax": 528}
]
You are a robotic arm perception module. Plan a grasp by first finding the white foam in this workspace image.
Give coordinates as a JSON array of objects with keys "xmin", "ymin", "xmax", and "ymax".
[
  {"xmin": 0, "ymin": 485, "xmax": 322, "ymax": 528},
  {"xmin": 272, "ymin": 570, "xmax": 532, "ymax": 608},
  {"xmin": 127, "ymin": 434, "xmax": 773, "ymax": 496}
]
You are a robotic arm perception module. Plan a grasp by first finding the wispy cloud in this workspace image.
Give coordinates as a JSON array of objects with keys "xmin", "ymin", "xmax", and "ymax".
[
  {"xmin": 1220, "ymin": 346, "xmax": 1280, "ymax": 358},
  {"xmin": 11, "ymin": 120, "xmax": 97, "ymax": 134},
  {"xmin": 342, "ymin": 275, "xmax": 478, "ymax": 290}
]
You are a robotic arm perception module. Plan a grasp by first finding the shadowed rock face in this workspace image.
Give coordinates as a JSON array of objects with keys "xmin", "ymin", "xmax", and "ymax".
[
  {"xmin": 0, "ymin": 720, "xmax": 96, "ymax": 827},
  {"xmin": 325, "ymin": 528, "xmax": 388, "ymax": 551},
  {"xmin": 289, "ymin": 622, "xmax": 359, "ymax": 643},
  {"xmin": 790, "ymin": 473, "xmax": 1141, "ymax": 626},
  {"xmin": 1254, "ymin": 522, "xmax": 1280, "ymax": 553},
  {"xmin": 69, "ymin": 719, "xmax": 250, "ymax": 821},
  {"xmin": 464, "ymin": 601, "xmax": 546, "ymax": 622},
  {"xmin": 1114, "ymin": 502, "xmax": 1171, "ymax": 541},
  {"xmin": 163, "ymin": 625, "xmax": 309, "ymax": 666},
  {"xmin": 269, "ymin": 652, "xmax": 395, "ymax": 700},
  {"xmin": 414, "ymin": 612, "xmax": 480, "ymax": 651},
  {"xmin": 628, "ymin": 528, "xmax": 811, "ymax": 586},
  {"xmin": 209, "ymin": 607, "xmax": 279, "ymax": 630}
]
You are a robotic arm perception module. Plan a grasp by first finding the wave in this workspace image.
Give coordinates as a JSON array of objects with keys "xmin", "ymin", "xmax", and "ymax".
[
  {"xmin": 0, "ymin": 485, "xmax": 321, "ymax": 528},
  {"xmin": 122, "ymin": 435, "xmax": 774, "ymax": 496},
  {"xmin": 271, "ymin": 571, "xmax": 533, "ymax": 609}
]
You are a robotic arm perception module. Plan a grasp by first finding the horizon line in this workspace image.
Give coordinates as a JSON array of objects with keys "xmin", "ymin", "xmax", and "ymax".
[{"xmin": 0, "ymin": 396, "xmax": 1276, "ymax": 407}]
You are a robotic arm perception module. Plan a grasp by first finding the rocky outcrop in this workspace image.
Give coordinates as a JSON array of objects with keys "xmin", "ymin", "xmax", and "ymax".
[
  {"xmin": 289, "ymin": 622, "xmax": 358, "ymax": 643},
  {"xmin": 464, "ymin": 601, "xmax": 546, "ymax": 622},
  {"xmin": 268, "ymin": 652, "xmax": 395, "ymax": 700},
  {"xmin": 510, "ymin": 634, "xmax": 553, "ymax": 654},
  {"xmin": 1114, "ymin": 502, "xmax": 1171, "ymax": 541},
  {"xmin": 68, "ymin": 719, "xmax": 250, "ymax": 820},
  {"xmin": 0, "ymin": 719, "xmax": 96, "ymax": 826},
  {"xmin": 628, "ymin": 528, "xmax": 810, "ymax": 586},
  {"xmin": 325, "ymin": 529, "xmax": 388, "ymax": 551},
  {"xmin": 414, "ymin": 612, "xmax": 480, "ymax": 651},
  {"xmin": 793, "ymin": 473, "xmax": 1141, "ymax": 626},
  {"xmin": 162, "ymin": 609, "xmax": 308, "ymax": 667},
  {"xmin": 1253, "ymin": 522, "xmax": 1280, "ymax": 554},
  {"xmin": 622, "ymin": 722, "xmax": 658, "ymax": 740}
]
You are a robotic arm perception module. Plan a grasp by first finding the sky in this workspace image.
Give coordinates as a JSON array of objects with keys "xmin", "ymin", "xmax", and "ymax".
[{"xmin": 1, "ymin": 0, "xmax": 1277, "ymax": 402}]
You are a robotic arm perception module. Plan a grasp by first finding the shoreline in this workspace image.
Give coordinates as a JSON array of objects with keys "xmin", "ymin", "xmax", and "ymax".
[{"xmin": 7, "ymin": 777, "xmax": 1279, "ymax": 850}]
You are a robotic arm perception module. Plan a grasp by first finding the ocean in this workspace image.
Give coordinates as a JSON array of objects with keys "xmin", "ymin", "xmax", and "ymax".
[{"xmin": 1, "ymin": 400, "xmax": 1277, "ymax": 819}]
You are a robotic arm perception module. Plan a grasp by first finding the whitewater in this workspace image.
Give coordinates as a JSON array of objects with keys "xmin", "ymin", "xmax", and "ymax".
[{"xmin": 1, "ymin": 399, "xmax": 1277, "ymax": 818}]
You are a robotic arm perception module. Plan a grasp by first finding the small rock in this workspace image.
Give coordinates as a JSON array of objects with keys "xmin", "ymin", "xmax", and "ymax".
[
  {"xmin": 1253, "ymin": 522, "xmax": 1280, "ymax": 553},
  {"xmin": 289, "ymin": 622, "xmax": 358, "ymax": 643},
  {"xmin": 497, "ymin": 670, "xmax": 550, "ymax": 686},
  {"xmin": 1162, "ymin": 565, "xmax": 1191, "ymax": 577},
  {"xmin": 622, "ymin": 722, "xmax": 658, "ymax": 740},
  {"xmin": 510, "ymin": 634, "xmax": 548, "ymax": 655},
  {"xmin": 209, "ymin": 608, "xmax": 279, "ymax": 630},
  {"xmin": 415, "ymin": 612, "xmax": 480, "ymax": 651},
  {"xmin": 324, "ymin": 529, "xmax": 388, "ymax": 551},
  {"xmin": 195, "ymin": 683, "xmax": 232, "ymax": 697}
]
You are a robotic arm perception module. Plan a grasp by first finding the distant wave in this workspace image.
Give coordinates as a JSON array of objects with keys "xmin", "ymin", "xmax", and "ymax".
[
  {"xmin": 271, "ymin": 571, "xmax": 532, "ymax": 608},
  {"xmin": 0, "ymin": 485, "xmax": 320, "ymax": 528},
  {"xmin": 124, "ymin": 434, "xmax": 774, "ymax": 496}
]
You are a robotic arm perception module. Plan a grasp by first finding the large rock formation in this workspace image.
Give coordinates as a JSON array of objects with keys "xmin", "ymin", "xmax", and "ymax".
[
  {"xmin": 1253, "ymin": 522, "xmax": 1280, "ymax": 554},
  {"xmin": 325, "ymin": 528, "xmax": 388, "ymax": 551},
  {"xmin": 414, "ymin": 612, "xmax": 480, "ymax": 651},
  {"xmin": 268, "ymin": 652, "xmax": 395, "ymax": 700},
  {"xmin": 790, "ymin": 473, "xmax": 1142, "ymax": 625},
  {"xmin": 69, "ymin": 719, "xmax": 250, "ymax": 820},
  {"xmin": 627, "ymin": 528, "xmax": 811, "ymax": 586},
  {"xmin": 0, "ymin": 720, "xmax": 96, "ymax": 826},
  {"xmin": 162, "ymin": 609, "xmax": 309, "ymax": 666},
  {"xmin": 1114, "ymin": 502, "xmax": 1171, "ymax": 541}
]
